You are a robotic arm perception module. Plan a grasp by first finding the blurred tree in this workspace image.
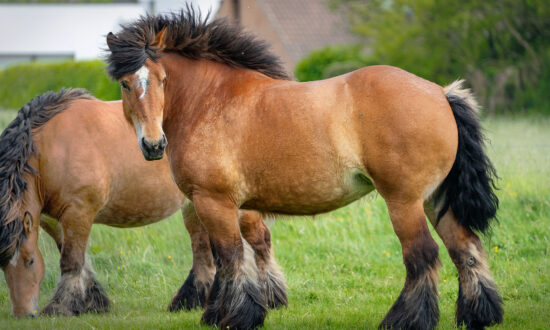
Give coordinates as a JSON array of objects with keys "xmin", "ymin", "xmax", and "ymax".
[{"xmin": 329, "ymin": 0, "xmax": 550, "ymax": 114}]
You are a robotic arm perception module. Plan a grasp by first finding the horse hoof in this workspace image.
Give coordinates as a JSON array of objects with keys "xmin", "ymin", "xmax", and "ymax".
[
  {"xmin": 84, "ymin": 280, "xmax": 110, "ymax": 314},
  {"xmin": 42, "ymin": 302, "xmax": 76, "ymax": 317},
  {"xmin": 456, "ymin": 281, "xmax": 503, "ymax": 330},
  {"xmin": 169, "ymin": 270, "xmax": 207, "ymax": 312},
  {"xmin": 379, "ymin": 278, "xmax": 439, "ymax": 330}
]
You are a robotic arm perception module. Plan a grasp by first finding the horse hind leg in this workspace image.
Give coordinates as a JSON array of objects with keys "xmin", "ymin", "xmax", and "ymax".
[
  {"xmin": 42, "ymin": 208, "xmax": 109, "ymax": 316},
  {"xmin": 380, "ymin": 199, "xmax": 441, "ymax": 330},
  {"xmin": 239, "ymin": 210, "xmax": 287, "ymax": 309},
  {"xmin": 425, "ymin": 203, "xmax": 503, "ymax": 329},
  {"xmin": 169, "ymin": 200, "xmax": 215, "ymax": 311}
]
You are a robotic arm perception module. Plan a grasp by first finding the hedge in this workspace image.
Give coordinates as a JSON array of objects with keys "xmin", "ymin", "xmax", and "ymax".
[
  {"xmin": 294, "ymin": 45, "xmax": 372, "ymax": 82},
  {"xmin": 0, "ymin": 60, "xmax": 120, "ymax": 110}
]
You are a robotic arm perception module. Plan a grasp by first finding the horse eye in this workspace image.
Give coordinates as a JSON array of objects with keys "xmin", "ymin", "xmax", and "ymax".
[
  {"xmin": 120, "ymin": 81, "xmax": 130, "ymax": 91},
  {"xmin": 161, "ymin": 77, "xmax": 167, "ymax": 87}
]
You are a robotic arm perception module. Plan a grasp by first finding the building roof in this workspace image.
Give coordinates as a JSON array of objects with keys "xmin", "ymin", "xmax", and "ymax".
[{"xmin": 256, "ymin": 0, "xmax": 356, "ymax": 63}]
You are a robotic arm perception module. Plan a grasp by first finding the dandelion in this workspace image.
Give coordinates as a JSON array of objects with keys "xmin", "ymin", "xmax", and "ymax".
[
  {"xmin": 117, "ymin": 266, "xmax": 121, "ymax": 270},
  {"xmin": 168, "ymin": 255, "xmax": 172, "ymax": 259},
  {"xmin": 120, "ymin": 250, "xmax": 123, "ymax": 255},
  {"xmin": 443, "ymin": 279, "xmax": 447, "ymax": 283},
  {"xmin": 33, "ymin": 310, "xmax": 38, "ymax": 314},
  {"xmin": 493, "ymin": 246, "xmax": 499, "ymax": 253}
]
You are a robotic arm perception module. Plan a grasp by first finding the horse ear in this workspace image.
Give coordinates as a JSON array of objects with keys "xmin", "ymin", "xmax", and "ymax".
[
  {"xmin": 23, "ymin": 212, "xmax": 33, "ymax": 235},
  {"xmin": 106, "ymin": 32, "xmax": 118, "ymax": 51},
  {"xmin": 151, "ymin": 26, "xmax": 167, "ymax": 50}
]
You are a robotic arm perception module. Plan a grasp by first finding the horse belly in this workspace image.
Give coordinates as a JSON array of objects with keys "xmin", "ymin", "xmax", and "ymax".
[
  {"xmin": 94, "ymin": 182, "xmax": 184, "ymax": 228},
  {"xmin": 243, "ymin": 169, "xmax": 374, "ymax": 215}
]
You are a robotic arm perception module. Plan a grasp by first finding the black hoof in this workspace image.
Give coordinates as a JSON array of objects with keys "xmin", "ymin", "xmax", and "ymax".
[
  {"xmin": 42, "ymin": 285, "xmax": 86, "ymax": 316},
  {"xmin": 42, "ymin": 301, "xmax": 80, "ymax": 317},
  {"xmin": 202, "ymin": 272, "xmax": 267, "ymax": 329},
  {"xmin": 264, "ymin": 272, "xmax": 287, "ymax": 309},
  {"xmin": 42, "ymin": 274, "xmax": 109, "ymax": 317},
  {"xmin": 85, "ymin": 280, "xmax": 110, "ymax": 313},
  {"xmin": 379, "ymin": 280, "xmax": 439, "ymax": 330},
  {"xmin": 456, "ymin": 281, "xmax": 503, "ymax": 330},
  {"xmin": 169, "ymin": 269, "xmax": 207, "ymax": 312},
  {"xmin": 201, "ymin": 272, "xmax": 222, "ymax": 326}
]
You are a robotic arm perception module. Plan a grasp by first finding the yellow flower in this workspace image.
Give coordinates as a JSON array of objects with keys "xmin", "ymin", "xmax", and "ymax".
[
  {"xmin": 493, "ymin": 246, "xmax": 499, "ymax": 253},
  {"xmin": 117, "ymin": 266, "xmax": 121, "ymax": 270},
  {"xmin": 443, "ymin": 279, "xmax": 447, "ymax": 283},
  {"xmin": 168, "ymin": 255, "xmax": 172, "ymax": 259},
  {"xmin": 120, "ymin": 250, "xmax": 123, "ymax": 254}
]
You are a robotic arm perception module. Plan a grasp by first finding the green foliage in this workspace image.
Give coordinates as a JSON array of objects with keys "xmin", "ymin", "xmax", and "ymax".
[
  {"xmin": 0, "ymin": 61, "xmax": 120, "ymax": 110},
  {"xmin": 319, "ymin": 0, "xmax": 550, "ymax": 114},
  {"xmin": 295, "ymin": 45, "xmax": 371, "ymax": 81},
  {"xmin": 0, "ymin": 118, "xmax": 549, "ymax": 328}
]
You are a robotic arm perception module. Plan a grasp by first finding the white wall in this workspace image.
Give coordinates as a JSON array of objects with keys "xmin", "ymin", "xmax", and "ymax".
[
  {"xmin": 0, "ymin": 1, "xmax": 221, "ymax": 67},
  {"xmin": 0, "ymin": 4, "xmax": 145, "ymax": 66}
]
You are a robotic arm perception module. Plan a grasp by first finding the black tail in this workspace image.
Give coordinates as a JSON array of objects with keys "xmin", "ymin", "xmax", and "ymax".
[
  {"xmin": 435, "ymin": 80, "xmax": 499, "ymax": 233},
  {"xmin": 0, "ymin": 89, "xmax": 93, "ymax": 267}
]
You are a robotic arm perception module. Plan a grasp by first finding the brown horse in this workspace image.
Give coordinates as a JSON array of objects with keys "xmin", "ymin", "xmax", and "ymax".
[
  {"xmin": 106, "ymin": 10, "xmax": 503, "ymax": 330},
  {"xmin": 0, "ymin": 89, "xmax": 285, "ymax": 318}
]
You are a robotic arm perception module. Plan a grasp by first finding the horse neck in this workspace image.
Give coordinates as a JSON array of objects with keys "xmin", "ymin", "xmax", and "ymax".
[{"xmin": 160, "ymin": 54, "xmax": 271, "ymax": 135}]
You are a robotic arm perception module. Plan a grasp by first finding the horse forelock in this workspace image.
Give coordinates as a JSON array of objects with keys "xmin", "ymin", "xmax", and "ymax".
[
  {"xmin": 105, "ymin": 5, "xmax": 291, "ymax": 81},
  {"xmin": 0, "ymin": 88, "xmax": 94, "ymax": 267}
]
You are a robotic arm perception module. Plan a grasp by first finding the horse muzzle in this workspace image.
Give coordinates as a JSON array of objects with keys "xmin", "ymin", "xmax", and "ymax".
[{"xmin": 140, "ymin": 135, "xmax": 167, "ymax": 161}]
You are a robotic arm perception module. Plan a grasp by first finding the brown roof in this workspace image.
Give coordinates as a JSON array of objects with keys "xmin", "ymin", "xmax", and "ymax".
[{"xmin": 255, "ymin": 0, "xmax": 357, "ymax": 63}]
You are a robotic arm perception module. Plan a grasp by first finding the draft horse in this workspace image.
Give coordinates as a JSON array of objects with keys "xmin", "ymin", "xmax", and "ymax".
[
  {"xmin": 0, "ymin": 90, "xmax": 285, "ymax": 317},
  {"xmin": 106, "ymin": 10, "xmax": 504, "ymax": 330}
]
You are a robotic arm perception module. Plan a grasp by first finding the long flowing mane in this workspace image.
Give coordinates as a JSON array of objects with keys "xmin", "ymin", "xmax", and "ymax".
[
  {"xmin": 105, "ymin": 7, "xmax": 291, "ymax": 81},
  {"xmin": 0, "ymin": 89, "xmax": 94, "ymax": 267}
]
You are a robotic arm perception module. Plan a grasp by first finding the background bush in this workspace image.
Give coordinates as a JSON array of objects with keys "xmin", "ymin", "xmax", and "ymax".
[
  {"xmin": 0, "ymin": 60, "xmax": 120, "ymax": 110},
  {"xmin": 296, "ymin": 0, "xmax": 550, "ymax": 115},
  {"xmin": 295, "ymin": 45, "xmax": 372, "ymax": 82}
]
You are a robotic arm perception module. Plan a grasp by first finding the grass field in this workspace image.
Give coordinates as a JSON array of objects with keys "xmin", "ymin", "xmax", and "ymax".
[{"xmin": 0, "ymin": 113, "xmax": 549, "ymax": 329}]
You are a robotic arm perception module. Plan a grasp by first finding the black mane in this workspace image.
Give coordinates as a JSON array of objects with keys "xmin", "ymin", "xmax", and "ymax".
[
  {"xmin": 0, "ymin": 89, "xmax": 93, "ymax": 267},
  {"xmin": 106, "ymin": 7, "xmax": 291, "ymax": 81}
]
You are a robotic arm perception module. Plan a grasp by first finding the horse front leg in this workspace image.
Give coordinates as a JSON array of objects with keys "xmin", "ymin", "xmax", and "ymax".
[
  {"xmin": 239, "ymin": 210, "xmax": 287, "ymax": 309},
  {"xmin": 193, "ymin": 192, "xmax": 267, "ymax": 330},
  {"xmin": 42, "ymin": 207, "xmax": 109, "ymax": 316},
  {"xmin": 380, "ymin": 199, "xmax": 441, "ymax": 329},
  {"xmin": 169, "ymin": 200, "xmax": 215, "ymax": 311}
]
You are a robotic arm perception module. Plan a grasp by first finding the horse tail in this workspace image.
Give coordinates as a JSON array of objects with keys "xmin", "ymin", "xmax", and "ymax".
[
  {"xmin": 0, "ymin": 89, "xmax": 94, "ymax": 267},
  {"xmin": 435, "ymin": 80, "xmax": 499, "ymax": 233}
]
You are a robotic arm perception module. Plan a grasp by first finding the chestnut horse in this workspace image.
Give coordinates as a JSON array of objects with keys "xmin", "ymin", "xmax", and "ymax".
[
  {"xmin": 106, "ymin": 11, "xmax": 503, "ymax": 330},
  {"xmin": 0, "ymin": 89, "xmax": 285, "ymax": 317}
]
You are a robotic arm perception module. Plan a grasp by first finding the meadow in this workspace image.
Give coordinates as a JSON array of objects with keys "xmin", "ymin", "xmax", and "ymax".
[{"xmin": 0, "ymin": 111, "xmax": 548, "ymax": 329}]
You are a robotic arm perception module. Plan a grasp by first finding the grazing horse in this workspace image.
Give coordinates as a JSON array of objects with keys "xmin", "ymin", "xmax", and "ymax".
[
  {"xmin": 106, "ymin": 10, "xmax": 503, "ymax": 330},
  {"xmin": 0, "ymin": 89, "xmax": 285, "ymax": 317}
]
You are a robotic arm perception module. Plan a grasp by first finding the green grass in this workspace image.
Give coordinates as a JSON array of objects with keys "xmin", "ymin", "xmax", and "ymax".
[{"xmin": 0, "ymin": 117, "xmax": 549, "ymax": 329}]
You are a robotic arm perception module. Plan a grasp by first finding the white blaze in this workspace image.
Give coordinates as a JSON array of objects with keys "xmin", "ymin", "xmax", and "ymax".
[
  {"xmin": 136, "ymin": 66, "xmax": 149, "ymax": 99},
  {"xmin": 9, "ymin": 248, "xmax": 19, "ymax": 266}
]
